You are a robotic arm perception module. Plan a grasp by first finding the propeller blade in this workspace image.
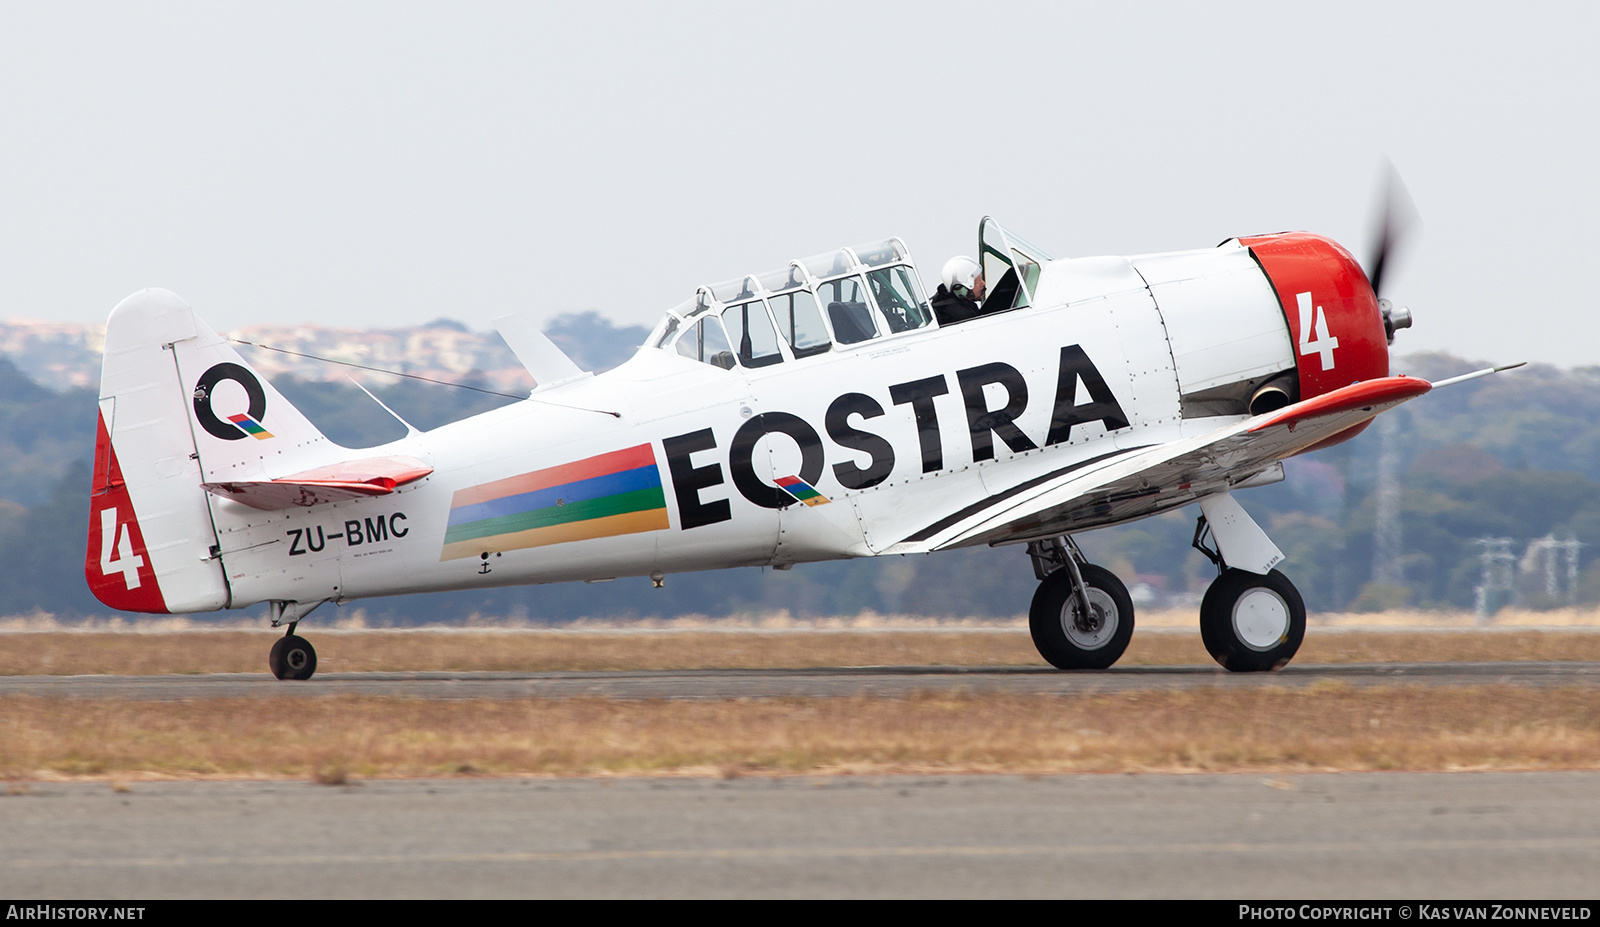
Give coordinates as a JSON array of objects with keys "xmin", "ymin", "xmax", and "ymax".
[
  {"xmin": 1367, "ymin": 161, "xmax": 1419, "ymax": 297},
  {"xmin": 1368, "ymin": 222, "xmax": 1392, "ymax": 298}
]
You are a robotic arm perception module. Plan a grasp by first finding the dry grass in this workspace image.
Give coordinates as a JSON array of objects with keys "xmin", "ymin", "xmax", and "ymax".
[
  {"xmin": 2, "ymin": 628, "xmax": 1599, "ymax": 676},
  {"xmin": 3, "ymin": 626, "xmax": 1595, "ymax": 783},
  {"xmin": 1, "ymin": 687, "xmax": 1597, "ymax": 782},
  {"xmin": 1295, "ymin": 630, "xmax": 1600, "ymax": 664}
]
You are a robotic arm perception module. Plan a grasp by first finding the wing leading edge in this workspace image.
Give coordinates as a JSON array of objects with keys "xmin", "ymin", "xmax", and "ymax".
[{"xmin": 882, "ymin": 376, "xmax": 1432, "ymax": 554}]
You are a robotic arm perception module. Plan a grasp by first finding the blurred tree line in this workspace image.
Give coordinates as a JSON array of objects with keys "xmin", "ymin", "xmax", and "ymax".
[{"xmin": 4, "ymin": 324, "xmax": 1599, "ymax": 621}]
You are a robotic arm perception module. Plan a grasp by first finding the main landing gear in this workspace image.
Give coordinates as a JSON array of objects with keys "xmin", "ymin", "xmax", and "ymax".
[
  {"xmin": 1191, "ymin": 517, "xmax": 1306, "ymax": 672},
  {"xmin": 267, "ymin": 600, "xmax": 325, "ymax": 681},
  {"xmin": 1025, "ymin": 505, "xmax": 1307, "ymax": 673},
  {"xmin": 1026, "ymin": 537, "xmax": 1135, "ymax": 669}
]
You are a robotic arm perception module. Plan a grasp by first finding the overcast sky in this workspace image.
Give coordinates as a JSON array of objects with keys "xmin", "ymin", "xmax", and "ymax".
[{"xmin": 2, "ymin": 1, "xmax": 1595, "ymax": 367}]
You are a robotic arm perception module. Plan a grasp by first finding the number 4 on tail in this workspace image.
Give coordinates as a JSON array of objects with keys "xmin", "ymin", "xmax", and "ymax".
[
  {"xmin": 99, "ymin": 507, "xmax": 145, "ymax": 590},
  {"xmin": 1296, "ymin": 291, "xmax": 1339, "ymax": 370}
]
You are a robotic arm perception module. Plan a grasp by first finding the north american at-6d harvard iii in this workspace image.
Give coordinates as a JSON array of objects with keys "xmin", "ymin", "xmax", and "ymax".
[{"xmin": 86, "ymin": 215, "xmax": 1515, "ymax": 679}]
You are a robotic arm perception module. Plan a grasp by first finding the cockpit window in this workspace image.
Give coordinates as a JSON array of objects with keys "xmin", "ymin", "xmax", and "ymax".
[
  {"xmin": 850, "ymin": 238, "xmax": 912, "ymax": 268},
  {"xmin": 651, "ymin": 314, "xmax": 682, "ymax": 350},
  {"xmin": 689, "ymin": 289, "xmax": 717, "ymax": 319},
  {"xmin": 985, "ymin": 268, "xmax": 1024, "ymax": 314},
  {"xmin": 710, "ymin": 276, "xmax": 760, "ymax": 305},
  {"xmin": 865, "ymin": 264, "xmax": 932, "ymax": 334},
  {"xmin": 979, "ymin": 217, "xmax": 1056, "ymax": 312},
  {"xmin": 801, "ymin": 249, "xmax": 854, "ymax": 280},
  {"xmin": 722, "ymin": 300, "xmax": 784, "ymax": 368},
  {"xmin": 758, "ymin": 264, "xmax": 809, "ymax": 294},
  {"xmin": 769, "ymin": 289, "xmax": 831, "ymax": 357},
  {"xmin": 978, "ymin": 217, "xmax": 1053, "ymax": 311},
  {"xmin": 1005, "ymin": 228, "xmax": 1055, "ymax": 265},
  {"xmin": 1014, "ymin": 258, "xmax": 1041, "ymax": 304},
  {"xmin": 674, "ymin": 316, "xmax": 736, "ymax": 370},
  {"xmin": 654, "ymin": 238, "xmax": 938, "ymax": 361},
  {"xmin": 979, "ymin": 224, "xmax": 1019, "ymax": 308},
  {"xmin": 648, "ymin": 297, "xmax": 696, "ymax": 348},
  {"xmin": 818, "ymin": 274, "xmax": 880, "ymax": 345}
]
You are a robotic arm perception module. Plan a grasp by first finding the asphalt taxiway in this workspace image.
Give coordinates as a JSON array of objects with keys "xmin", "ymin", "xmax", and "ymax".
[
  {"xmin": 3, "ymin": 772, "xmax": 1598, "ymax": 898},
  {"xmin": 0, "ymin": 661, "xmax": 1596, "ymax": 700}
]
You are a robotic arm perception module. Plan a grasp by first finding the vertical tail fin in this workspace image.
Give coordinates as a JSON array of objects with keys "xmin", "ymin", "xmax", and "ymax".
[{"xmin": 86, "ymin": 288, "xmax": 334, "ymax": 613}]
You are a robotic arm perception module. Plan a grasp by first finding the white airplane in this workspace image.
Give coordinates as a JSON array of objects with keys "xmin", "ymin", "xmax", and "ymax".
[{"xmin": 85, "ymin": 217, "xmax": 1512, "ymax": 679}]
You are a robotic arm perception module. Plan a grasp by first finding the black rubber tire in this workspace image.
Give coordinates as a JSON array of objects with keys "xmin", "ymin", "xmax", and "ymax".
[
  {"xmin": 1199, "ymin": 568, "xmax": 1306, "ymax": 672},
  {"xmin": 1028, "ymin": 563, "xmax": 1135, "ymax": 670},
  {"xmin": 268, "ymin": 634, "xmax": 318, "ymax": 681}
]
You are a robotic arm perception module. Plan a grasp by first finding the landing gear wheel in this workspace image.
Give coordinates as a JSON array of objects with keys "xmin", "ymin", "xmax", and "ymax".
[
  {"xmin": 1029, "ymin": 563, "xmax": 1135, "ymax": 670},
  {"xmin": 269, "ymin": 634, "xmax": 318, "ymax": 680},
  {"xmin": 1199, "ymin": 568, "xmax": 1306, "ymax": 672}
]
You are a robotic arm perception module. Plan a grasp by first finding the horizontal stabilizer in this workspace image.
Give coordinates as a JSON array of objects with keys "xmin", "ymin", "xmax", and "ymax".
[{"xmin": 203, "ymin": 455, "xmax": 433, "ymax": 510}]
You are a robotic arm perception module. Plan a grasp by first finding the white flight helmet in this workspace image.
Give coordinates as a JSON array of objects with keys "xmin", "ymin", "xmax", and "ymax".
[{"xmin": 941, "ymin": 256, "xmax": 981, "ymax": 296}]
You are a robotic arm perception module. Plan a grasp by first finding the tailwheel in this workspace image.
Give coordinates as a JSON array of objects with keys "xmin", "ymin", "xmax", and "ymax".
[
  {"xmin": 269, "ymin": 631, "xmax": 318, "ymax": 680},
  {"xmin": 1199, "ymin": 568, "xmax": 1305, "ymax": 672},
  {"xmin": 1029, "ymin": 563, "xmax": 1135, "ymax": 670}
]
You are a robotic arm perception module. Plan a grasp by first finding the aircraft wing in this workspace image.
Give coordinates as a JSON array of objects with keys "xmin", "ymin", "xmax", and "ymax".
[
  {"xmin": 202, "ymin": 456, "xmax": 434, "ymax": 511},
  {"xmin": 883, "ymin": 376, "xmax": 1432, "ymax": 554}
]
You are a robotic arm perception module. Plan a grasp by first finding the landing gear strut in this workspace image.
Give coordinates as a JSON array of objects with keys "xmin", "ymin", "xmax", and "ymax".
[
  {"xmin": 1026, "ymin": 537, "xmax": 1135, "ymax": 670},
  {"xmin": 1192, "ymin": 514, "xmax": 1306, "ymax": 672},
  {"xmin": 267, "ymin": 600, "xmax": 324, "ymax": 681}
]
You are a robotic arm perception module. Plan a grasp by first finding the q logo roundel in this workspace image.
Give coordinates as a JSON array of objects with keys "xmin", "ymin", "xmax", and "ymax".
[{"xmin": 193, "ymin": 363, "xmax": 273, "ymax": 441}]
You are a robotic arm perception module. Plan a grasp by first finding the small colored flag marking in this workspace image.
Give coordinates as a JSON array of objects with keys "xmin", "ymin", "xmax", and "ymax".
[
  {"xmin": 775, "ymin": 475, "xmax": 830, "ymax": 507},
  {"xmin": 441, "ymin": 444, "xmax": 670, "ymax": 561},
  {"xmin": 227, "ymin": 413, "xmax": 274, "ymax": 440}
]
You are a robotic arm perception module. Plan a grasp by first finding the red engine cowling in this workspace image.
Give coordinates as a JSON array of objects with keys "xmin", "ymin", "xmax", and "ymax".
[{"xmin": 1239, "ymin": 231, "xmax": 1389, "ymax": 448}]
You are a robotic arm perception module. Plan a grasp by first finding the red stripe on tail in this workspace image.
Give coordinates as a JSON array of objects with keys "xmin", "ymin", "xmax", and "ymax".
[{"xmin": 85, "ymin": 412, "xmax": 169, "ymax": 613}]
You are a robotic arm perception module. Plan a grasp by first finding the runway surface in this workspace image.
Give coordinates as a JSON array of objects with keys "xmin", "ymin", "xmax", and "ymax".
[
  {"xmin": 3, "ymin": 772, "xmax": 1599, "ymax": 898},
  {"xmin": 1, "ymin": 661, "xmax": 1597, "ymax": 700}
]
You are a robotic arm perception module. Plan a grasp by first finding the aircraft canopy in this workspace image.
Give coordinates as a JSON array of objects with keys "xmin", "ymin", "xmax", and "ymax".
[
  {"xmin": 978, "ymin": 217, "xmax": 1055, "ymax": 312},
  {"xmin": 649, "ymin": 238, "xmax": 934, "ymax": 370}
]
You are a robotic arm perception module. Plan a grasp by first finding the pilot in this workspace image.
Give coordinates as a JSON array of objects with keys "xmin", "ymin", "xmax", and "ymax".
[{"xmin": 931, "ymin": 256, "xmax": 986, "ymax": 325}]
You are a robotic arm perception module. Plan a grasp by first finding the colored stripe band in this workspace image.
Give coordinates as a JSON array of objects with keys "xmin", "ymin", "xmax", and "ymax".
[
  {"xmin": 448, "ymin": 465, "xmax": 662, "ymax": 528},
  {"xmin": 445, "ymin": 485, "xmax": 667, "ymax": 545},
  {"xmin": 451, "ymin": 445, "xmax": 656, "ymax": 509},
  {"xmin": 441, "ymin": 508, "xmax": 670, "ymax": 561},
  {"xmin": 775, "ymin": 475, "xmax": 830, "ymax": 506},
  {"xmin": 441, "ymin": 444, "xmax": 669, "ymax": 560},
  {"xmin": 227, "ymin": 414, "xmax": 274, "ymax": 439}
]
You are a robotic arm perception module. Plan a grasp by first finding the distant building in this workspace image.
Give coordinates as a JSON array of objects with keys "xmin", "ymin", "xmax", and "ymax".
[{"xmin": 1, "ymin": 314, "xmax": 653, "ymax": 393}]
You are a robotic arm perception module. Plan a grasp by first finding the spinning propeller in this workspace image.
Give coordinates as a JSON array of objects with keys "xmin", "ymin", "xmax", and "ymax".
[{"xmin": 1368, "ymin": 162, "xmax": 1417, "ymax": 344}]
